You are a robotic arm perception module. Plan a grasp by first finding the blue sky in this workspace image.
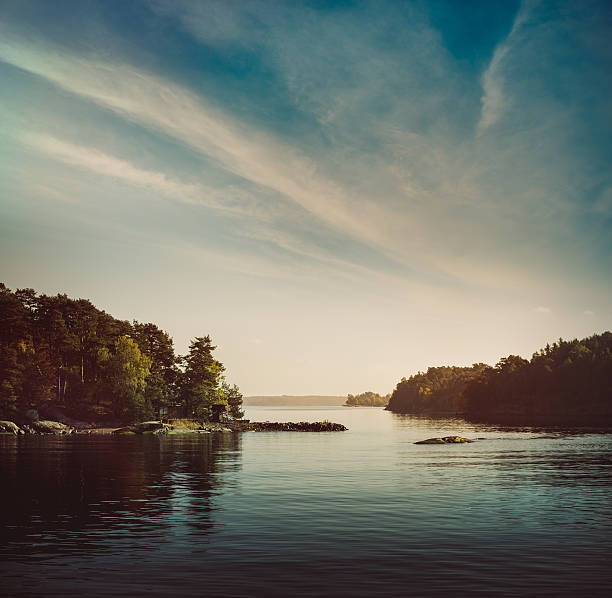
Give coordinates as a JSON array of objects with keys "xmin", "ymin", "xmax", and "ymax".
[{"xmin": 1, "ymin": 0, "xmax": 611, "ymax": 395}]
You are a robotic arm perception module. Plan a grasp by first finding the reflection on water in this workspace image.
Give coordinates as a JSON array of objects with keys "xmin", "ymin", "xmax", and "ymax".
[{"xmin": 1, "ymin": 408, "xmax": 611, "ymax": 597}]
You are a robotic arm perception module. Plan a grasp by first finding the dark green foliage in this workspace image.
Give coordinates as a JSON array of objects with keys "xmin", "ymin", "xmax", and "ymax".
[
  {"xmin": 179, "ymin": 336, "xmax": 226, "ymax": 419},
  {"xmin": 0, "ymin": 284, "xmax": 244, "ymax": 422},
  {"xmin": 387, "ymin": 333, "xmax": 612, "ymax": 422},
  {"xmin": 222, "ymin": 381, "xmax": 244, "ymax": 419},
  {"xmin": 386, "ymin": 364, "xmax": 488, "ymax": 414},
  {"xmin": 131, "ymin": 322, "xmax": 180, "ymax": 417},
  {"xmin": 345, "ymin": 391, "xmax": 389, "ymax": 406},
  {"xmin": 463, "ymin": 333, "xmax": 612, "ymax": 420},
  {"xmin": 0, "ymin": 284, "xmax": 31, "ymax": 415}
]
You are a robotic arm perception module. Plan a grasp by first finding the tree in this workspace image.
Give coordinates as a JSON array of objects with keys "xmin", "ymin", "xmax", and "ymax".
[
  {"xmin": 99, "ymin": 336, "xmax": 151, "ymax": 420},
  {"xmin": 131, "ymin": 321, "xmax": 179, "ymax": 417},
  {"xmin": 179, "ymin": 336, "xmax": 225, "ymax": 419},
  {"xmin": 221, "ymin": 381, "xmax": 244, "ymax": 419},
  {"xmin": 0, "ymin": 285, "xmax": 32, "ymax": 416}
]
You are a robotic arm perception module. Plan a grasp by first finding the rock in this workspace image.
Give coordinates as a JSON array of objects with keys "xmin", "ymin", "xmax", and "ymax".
[
  {"xmin": 112, "ymin": 421, "xmax": 165, "ymax": 435},
  {"xmin": 0, "ymin": 421, "xmax": 23, "ymax": 435},
  {"xmin": 30, "ymin": 420, "xmax": 74, "ymax": 434},
  {"xmin": 242, "ymin": 421, "xmax": 347, "ymax": 432},
  {"xmin": 38, "ymin": 406, "xmax": 90, "ymax": 430},
  {"xmin": 414, "ymin": 437, "xmax": 446, "ymax": 444},
  {"xmin": 442, "ymin": 435, "xmax": 472, "ymax": 443},
  {"xmin": 414, "ymin": 435, "xmax": 473, "ymax": 444},
  {"xmin": 133, "ymin": 421, "xmax": 165, "ymax": 433}
]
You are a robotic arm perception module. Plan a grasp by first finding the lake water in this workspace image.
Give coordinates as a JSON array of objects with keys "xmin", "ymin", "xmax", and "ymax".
[{"xmin": 1, "ymin": 406, "xmax": 611, "ymax": 597}]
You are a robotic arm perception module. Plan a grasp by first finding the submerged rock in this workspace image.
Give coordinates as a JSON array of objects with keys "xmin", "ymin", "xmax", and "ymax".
[
  {"xmin": 415, "ymin": 435, "xmax": 473, "ymax": 444},
  {"xmin": 0, "ymin": 421, "xmax": 23, "ymax": 435}
]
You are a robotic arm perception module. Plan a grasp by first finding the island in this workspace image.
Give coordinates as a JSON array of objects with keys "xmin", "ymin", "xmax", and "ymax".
[{"xmin": 344, "ymin": 391, "xmax": 389, "ymax": 407}]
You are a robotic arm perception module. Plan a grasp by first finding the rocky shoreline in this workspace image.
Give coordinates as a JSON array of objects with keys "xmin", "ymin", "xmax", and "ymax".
[{"xmin": 0, "ymin": 418, "xmax": 348, "ymax": 436}]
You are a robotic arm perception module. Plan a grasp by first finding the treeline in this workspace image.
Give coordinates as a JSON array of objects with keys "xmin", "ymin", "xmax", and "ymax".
[
  {"xmin": 0, "ymin": 284, "xmax": 243, "ymax": 422},
  {"xmin": 386, "ymin": 365, "xmax": 488, "ymax": 414},
  {"xmin": 386, "ymin": 332, "xmax": 612, "ymax": 422},
  {"xmin": 463, "ymin": 333, "xmax": 612, "ymax": 420},
  {"xmin": 345, "ymin": 391, "xmax": 389, "ymax": 407}
]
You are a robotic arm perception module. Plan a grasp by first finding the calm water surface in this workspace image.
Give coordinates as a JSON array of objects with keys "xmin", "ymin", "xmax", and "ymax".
[{"xmin": 1, "ymin": 406, "xmax": 611, "ymax": 597}]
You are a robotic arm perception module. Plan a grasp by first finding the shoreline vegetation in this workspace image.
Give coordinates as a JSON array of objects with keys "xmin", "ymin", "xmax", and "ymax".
[
  {"xmin": 0, "ymin": 284, "xmax": 348, "ymax": 435},
  {"xmin": 0, "ymin": 283, "xmax": 243, "ymax": 427},
  {"xmin": 385, "ymin": 332, "xmax": 612, "ymax": 425},
  {"xmin": 2, "ymin": 283, "xmax": 611, "ymax": 430}
]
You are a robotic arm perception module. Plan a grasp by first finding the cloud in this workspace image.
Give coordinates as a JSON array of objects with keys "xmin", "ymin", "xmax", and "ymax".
[
  {"xmin": 20, "ymin": 132, "xmax": 254, "ymax": 214},
  {"xmin": 477, "ymin": 1, "xmax": 532, "ymax": 132},
  {"xmin": 2, "ymin": 3, "xmax": 610, "ymax": 303},
  {"xmin": 534, "ymin": 306, "xmax": 552, "ymax": 314},
  {"xmin": 583, "ymin": 310, "xmax": 595, "ymax": 316},
  {"xmin": 0, "ymin": 31, "xmax": 391, "ymax": 257}
]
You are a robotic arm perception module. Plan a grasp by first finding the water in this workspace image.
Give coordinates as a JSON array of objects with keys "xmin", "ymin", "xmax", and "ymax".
[{"xmin": 1, "ymin": 406, "xmax": 611, "ymax": 597}]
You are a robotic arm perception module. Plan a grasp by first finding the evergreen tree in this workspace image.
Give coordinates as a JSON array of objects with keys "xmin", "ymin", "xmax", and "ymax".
[
  {"xmin": 179, "ymin": 336, "xmax": 226, "ymax": 419},
  {"xmin": 222, "ymin": 381, "xmax": 244, "ymax": 419}
]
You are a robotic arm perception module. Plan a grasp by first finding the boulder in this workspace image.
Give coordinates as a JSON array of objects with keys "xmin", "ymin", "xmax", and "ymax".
[
  {"xmin": 38, "ymin": 406, "xmax": 90, "ymax": 430},
  {"xmin": 30, "ymin": 420, "xmax": 74, "ymax": 434},
  {"xmin": 112, "ymin": 421, "xmax": 165, "ymax": 435},
  {"xmin": 0, "ymin": 421, "xmax": 23, "ymax": 435},
  {"xmin": 414, "ymin": 436, "xmax": 472, "ymax": 444},
  {"xmin": 442, "ymin": 435, "xmax": 472, "ymax": 443},
  {"xmin": 133, "ymin": 421, "xmax": 165, "ymax": 433}
]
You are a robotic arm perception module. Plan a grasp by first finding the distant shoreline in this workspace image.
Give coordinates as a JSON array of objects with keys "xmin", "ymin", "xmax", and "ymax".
[{"xmin": 244, "ymin": 395, "xmax": 345, "ymax": 407}]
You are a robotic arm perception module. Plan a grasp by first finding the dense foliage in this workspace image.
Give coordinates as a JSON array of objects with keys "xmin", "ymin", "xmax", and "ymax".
[
  {"xmin": 386, "ymin": 333, "xmax": 612, "ymax": 422},
  {"xmin": 345, "ymin": 391, "xmax": 389, "ymax": 406},
  {"xmin": 463, "ymin": 333, "xmax": 612, "ymax": 420},
  {"xmin": 0, "ymin": 284, "xmax": 243, "ymax": 422},
  {"xmin": 386, "ymin": 365, "xmax": 488, "ymax": 414}
]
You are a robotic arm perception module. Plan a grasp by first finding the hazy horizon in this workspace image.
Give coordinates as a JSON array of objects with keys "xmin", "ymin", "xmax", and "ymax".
[{"xmin": 1, "ymin": 0, "xmax": 611, "ymax": 396}]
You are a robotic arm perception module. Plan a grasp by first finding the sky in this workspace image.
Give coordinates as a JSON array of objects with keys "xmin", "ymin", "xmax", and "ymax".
[{"xmin": 1, "ymin": 0, "xmax": 611, "ymax": 396}]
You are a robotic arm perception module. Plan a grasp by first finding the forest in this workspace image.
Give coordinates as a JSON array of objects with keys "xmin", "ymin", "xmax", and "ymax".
[
  {"xmin": 386, "ymin": 333, "xmax": 612, "ymax": 422},
  {"xmin": 385, "ymin": 365, "xmax": 488, "ymax": 414},
  {"xmin": 0, "ymin": 284, "xmax": 243, "ymax": 422},
  {"xmin": 345, "ymin": 391, "xmax": 389, "ymax": 407}
]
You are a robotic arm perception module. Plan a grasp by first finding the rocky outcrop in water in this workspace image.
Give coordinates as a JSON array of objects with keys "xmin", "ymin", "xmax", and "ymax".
[
  {"xmin": 236, "ymin": 421, "xmax": 347, "ymax": 432},
  {"xmin": 0, "ymin": 421, "xmax": 23, "ymax": 435},
  {"xmin": 414, "ymin": 435, "xmax": 472, "ymax": 444},
  {"xmin": 111, "ymin": 420, "xmax": 348, "ymax": 434},
  {"xmin": 1, "ymin": 418, "xmax": 348, "ymax": 435}
]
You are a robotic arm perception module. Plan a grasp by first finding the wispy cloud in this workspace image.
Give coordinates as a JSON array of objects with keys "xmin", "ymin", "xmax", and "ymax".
[
  {"xmin": 0, "ymin": 32, "xmax": 390, "ymax": 257},
  {"xmin": 20, "ymin": 132, "xmax": 254, "ymax": 214},
  {"xmin": 477, "ymin": 1, "xmax": 532, "ymax": 132}
]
